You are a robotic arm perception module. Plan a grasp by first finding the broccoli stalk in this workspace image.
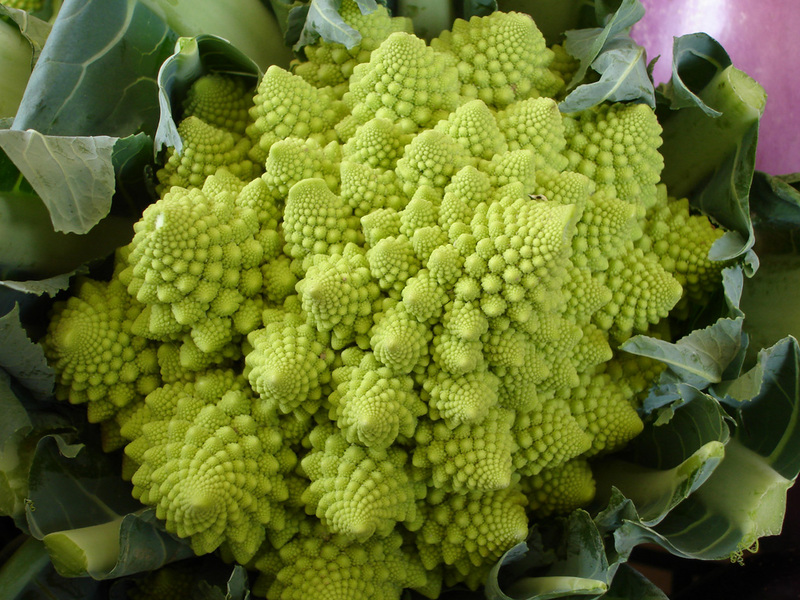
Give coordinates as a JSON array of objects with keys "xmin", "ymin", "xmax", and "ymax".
[
  {"xmin": 42, "ymin": 518, "xmax": 123, "ymax": 578},
  {"xmin": 659, "ymin": 65, "xmax": 767, "ymax": 199}
]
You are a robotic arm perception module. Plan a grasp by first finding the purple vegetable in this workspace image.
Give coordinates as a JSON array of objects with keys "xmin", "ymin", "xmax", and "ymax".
[{"xmin": 632, "ymin": 0, "xmax": 800, "ymax": 175}]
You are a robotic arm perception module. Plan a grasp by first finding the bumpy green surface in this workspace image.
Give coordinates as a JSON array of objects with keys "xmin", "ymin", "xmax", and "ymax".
[{"xmin": 41, "ymin": 9, "xmax": 731, "ymax": 600}]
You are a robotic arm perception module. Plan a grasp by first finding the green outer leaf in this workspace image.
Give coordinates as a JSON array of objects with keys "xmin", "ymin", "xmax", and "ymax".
[
  {"xmin": 0, "ymin": 370, "xmax": 34, "ymax": 450},
  {"xmin": 723, "ymin": 338, "xmax": 800, "ymax": 479},
  {"xmin": 0, "ymin": 303, "xmax": 54, "ymax": 399},
  {"xmin": 485, "ymin": 511, "xmax": 609, "ymax": 600},
  {"xmin": 294, "ymin": 0, "xmax": 377, "ymax": 51},
  {"xmin": 559, "ymin": 35, "xmax": 654, "ymax": 113},
  {"xmin": 562, "ymin": 0, "xmax": 645, "ymax": 89},
  {"xmin": 12, "ymin": 0, "xmax": 177, "ymax": 137},
  {"xmin": 25, "ymin": 435, "xmax": 141, "ymax": 537},
  {"xmin": 655, "ymin": 33, "xmax": 731, "ymax": 117},
  {"xmin": 0, "ymin": 5, "xmax": 51, "ymax": 63},
  {"xmin": 608, "ymin": 337, "xmax": 800, "ymax": 563},
  {"xmin": 154, "ymin": 34, "xmax": 261, "ymax": 155},
  {"xmin": 601, "ymin": 563, "xmax": 668, "ymax": 600},
  {"xmin": 43, "ymin": 510, "xmax": 195, "ymax": 579},
  {"xmin": 696, "ymin": 122, "xmax": 759, "ymax": 266},
  {"xmin": 621, "ymin": 317, "xmax": 743, "ymax": 387},
  {"xmin": 0, "ymin": 130, "xmax": 117, "ymax": 234},
  {"xmin": 594, "ymin": 389, "xmax": 729, "ymax": 525},
  {"xmin": 749, "ymin": 170, "xmax": 800, "ymax": 230}
]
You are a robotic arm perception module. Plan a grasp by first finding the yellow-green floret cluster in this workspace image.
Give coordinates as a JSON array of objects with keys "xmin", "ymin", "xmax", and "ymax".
[{"xmin": 42, "ymin": 9, "xmax": 730, "ymax": 600}]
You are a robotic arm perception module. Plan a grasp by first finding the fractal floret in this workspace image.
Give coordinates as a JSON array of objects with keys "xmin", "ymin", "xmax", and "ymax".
[{"xmin": 42, "ymin": 8, "xmax": 731, "ymax": 600}]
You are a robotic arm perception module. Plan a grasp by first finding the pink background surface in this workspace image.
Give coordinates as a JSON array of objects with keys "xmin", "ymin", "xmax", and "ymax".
[{"xmin": 632, "ymin": 0, "xmax": 800, "ymax": 175}]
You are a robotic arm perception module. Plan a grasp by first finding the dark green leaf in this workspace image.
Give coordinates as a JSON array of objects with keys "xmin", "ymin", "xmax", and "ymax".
[
  {"xmin": 485, "ymin": 512, "xmax": 609, "ymax": 599},
  {"xmin": 723, "ymin": 338, "xmax": 800, "ymax": 480},
  {"xmin": 283, "ymin": 3, "xmax": 310, "ymax": 48},
  {"xmin": 562, "ymin": 0, "xmax": 645, "ymax": 90},
  {"xmin": 0, "ymin": 304, "xmax": 53, "ymax": 399},
  {"xmin": 25, "ymin": 435, "xmax": 140, "ymax": 537},
  {"xmin": 593, "ymin": 389, "xmax": 728, "ymax": 525},
  {"xmin": 42, "ymin": 509, "xmax": 194, "ymax": 579},
  {"xmin": 655, "ymin": 33, "xmax": 731, "ymax": 117},
  {"xmin": 559, "ymin": 35, "xmax": 654, "ymax": 112},
  {"xmin": 0, "ymin": 370, "xmax": 34, "ymax": 449},
  {"xmin": 601, "ymin": 563, "xmax": 669, "ymax": 600},
  {"xmin": 694, "ymin": 122, "xmax": 759, "ymax": 266},
  {"xmin": 0, "ymin": 149, "xmax": 134, "ymax": 279},
  {"xmin": 13, "ymin": 0, "xmax": 177, "ymax": 137},
  {"xmin": 609, "ymin": 338, "xmax": 800, "ymax": 562},
  {"xmin": 622, "ymin": 316, "xmax": 743, "ymax": 388},
  {"xmin": 461, "ymin": 0, "xmax": 498, "ymax": 20},
  {"xmin": 749, "ymin": 170, "xmax": 800, "ymax": 230}
]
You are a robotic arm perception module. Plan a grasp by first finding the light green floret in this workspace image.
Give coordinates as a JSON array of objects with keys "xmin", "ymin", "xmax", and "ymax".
[
  {"xmin": 434, "ymin": 99, "xmax": 508, "ymax": 161},
  {"xmin": 329, "ymin": 353, "xmax": 426, "ymax": 450},
  {"xmin": 301, "ymin": 425, "xmax": 424, "ymax": 538},
  {"xmin": 496, "ymin": 97, "xmax": 570, "ymax": 173},
  {"xmin": 415, "ymin": 486, "xmax": 528, "ymax": 582},
  {"xmin": 261, "ymin": 137, "xmax": 341, "ymax": 202},
  {"xmin": 533, "ymin": 169, "xmax": 592, "ymax": 213},
  {"xmin": 361, "ymin": 207, "xmax": 403, "ymax": 246},
  {"xmin": 281, "ymin": 178, "xmax": 358, "ymax": 272},
  {"xmin": 594, "ymin": 246, "xmax": 683, "ymax": 341},
  {"xmin": 247, "ymin": 65, "xmax": 349, "ymax": 160},
  {"xmin": 340, "ymin": 160, "xmax": 407, "ymax": 218},
  {"xmin": 412, "ymin": 406, "xmax": 516, "ymax": 492},
  {"xmin": 341, "ymin": 31, "xmax": 460, "ymax": 135},
  {"xmin": 296, "ymin": 244, "xmax": 381, "ymax": 349},
  {"xmin": 402, "ymin": 269, "xmax": 450, "ymax": 323},
  {"xmin": 561, "ymin": 263, "xmax": 613, "ymax": 327},
  {"xmin": 563, "ymin": 101, "xmax": 664, "ymax": 211},
  {"xmin": 521, "ymin": 458, "xmax": 596, "ymax": 517},
  {"xmin": 444, "ymin": 165, "xmax": 493, "ymax": 212},
  {"xmin": 423, "ymin": 366, "xmax": 500, "ymax": 426},
  {"xmin": 480, "ymin": 149, "xmax": 536, "ymax": 191},
  {"xmin": 370, "ymin": 302, "xmax": 432, "ymax": 374},
  {"xmin": 399, "ymin": 187, "xmax": 441, "ymax": 238},
  {"xmin": 182, "ymin": 73, "xmax": 254, "ymax": 136},
  {"xmin": 244, "ymin": 317, "xmax": 336, "ymax": 420},
  {"xmin": 42, "ymin": 277, "xmax": 160, "ymax": 424},
  {"xmin": 548, "ymin": 43, "xmax": 581, "ymax": 99},
  {"xmin": 126, "ymin": 385, "xmax": 289, "ymax": 564},
  {"xmin": 494, "ymin": 339, "xmax": 549, "ymax": 412},
  {"xmin": 262, "ymin": 521, "xmax": 428, "ymax": 600},
  {"xmin": 291, "ymin": 0, "xmax": 414, "ymax": 98},
  {"xmin": 395, "ymin": 129, "xmax": 472, "ymax": 197},
  {"xmin": 523, "ymin": 314, "xmax": 582, "ymax": 398},
  {"xmin": 570, "ymin": 188, "xmax": 638, "ymax": 272},
  {"xmin": 467, "ymin": 193, "xmax": 577, "ymax": 319},
  {"xmin": 156, "ymin": 116, "xmax": 261, "ymax": 195},
  {"xmin": 638, "ymin": 186, "xmax": 728, "ymax": 311},
  {"xmin": 122, "ymin": 176, "xmax": 265, "ymax": 354},
  {"xmin": 342, "ymin": 117, "xmax": 414, "ymax": 170},
  {"xmin": 511, "ymin": 397, "xmax": 591, "ymax": 476},
  {"xmin": 569, "ymin": 370, "xmax": 645, "ymax": 456},
  {"xmin": 431, "ymin": 11, "xmax": 563, "ymax": 108},
  {"xmin": 366, "ymin": 234, "xmax": 421, "ymax": 296}
]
